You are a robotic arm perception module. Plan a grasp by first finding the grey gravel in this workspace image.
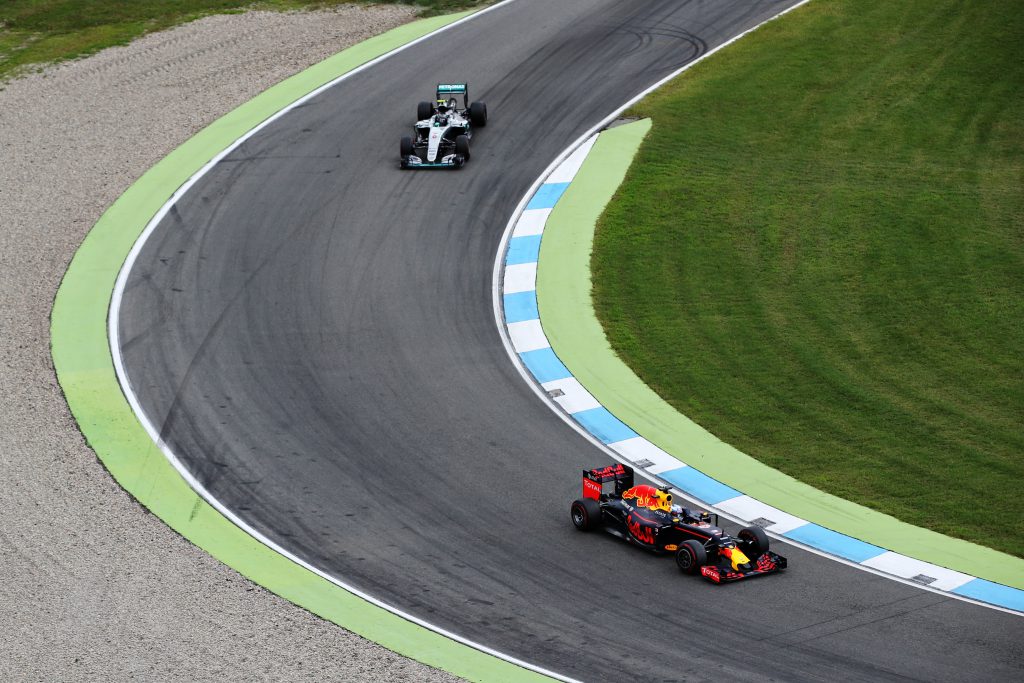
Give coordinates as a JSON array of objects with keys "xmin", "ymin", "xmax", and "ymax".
[{"xmin": 0, "ymin": 6, "xmax": 466, "ymax": 682}]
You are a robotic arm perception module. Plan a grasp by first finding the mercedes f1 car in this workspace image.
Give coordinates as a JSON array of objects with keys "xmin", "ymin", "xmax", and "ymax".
[
  {"xmin": 400, "ymin": 83, "xmax": 487, "ymax": 169},
  {"xmin": 570, "ymin": 464, "xmax": 787, "ymax": 583}
]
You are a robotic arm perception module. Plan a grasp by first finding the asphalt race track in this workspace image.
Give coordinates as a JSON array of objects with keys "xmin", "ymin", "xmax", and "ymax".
[{"xmin": 117, "ymin": 1, "xmax": 1024, "ymax": 680}]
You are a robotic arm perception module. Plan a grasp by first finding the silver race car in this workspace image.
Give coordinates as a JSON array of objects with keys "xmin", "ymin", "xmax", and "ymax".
[{"xmin": 400, "ymin": 83, "xmax": 488, "ymax": 169}]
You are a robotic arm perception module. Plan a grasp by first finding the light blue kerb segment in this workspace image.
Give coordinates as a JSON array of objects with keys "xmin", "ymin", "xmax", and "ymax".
[
  {"xmin": 952, "ymin": 579, "xmax": 1024, "ymax": 613},
  {"xmin": 526, "ymin": 183, "xmax": 571, "ymax": 210},
  {"xmin": 504, "ymin": 291, "xmax": 540, "ymax": 324},
  {"xmin": 660, "ymin": 467, "xmax": 741, "ymax": 506},
  {"xmin": 519, "ymin": 348, "xmax": 572, "ymax": 384},
  {"xmin": 783, "ymin": 523, "xmax": 887, "ymax": 563},
  {"xmin": 572, "ymin": 407, "xmax": 639, "ymax": 445},
  {"xmin": 506, "ymin": 235, "xmax": 543, "ymax": 266}
]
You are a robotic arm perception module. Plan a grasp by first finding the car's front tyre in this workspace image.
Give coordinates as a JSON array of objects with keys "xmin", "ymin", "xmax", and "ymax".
[
  {"xmin": 400, "ymin": 136, "xmax": 413, "ymax": 168},
  {"xmin": 676, "ymin": 540, "xmax": 707, "ymax": 574},
  {"xmin": 455, "ymin": 134, "xmax": 471, "ymax": 163}
]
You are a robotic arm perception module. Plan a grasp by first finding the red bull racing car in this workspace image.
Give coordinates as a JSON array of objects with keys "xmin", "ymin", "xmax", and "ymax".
[{"xmin": 570, "ymin": 464, "xmax": 787, "ymax": 583}]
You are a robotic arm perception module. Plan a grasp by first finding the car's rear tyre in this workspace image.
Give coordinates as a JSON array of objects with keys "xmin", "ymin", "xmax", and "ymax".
[
  {"xmin": 455, "ymin": 134, "xmax": 471, "ymax": 161},
  {"xmin": 417, "ymin": 101, "xmax": 433, "ymax": 121},
  {"xmin": 469, "ymin": 101, "xmax": 487, "ymax": 127},
  {"xmin": 571, "ymin": 499, "xmax": 602, "ymax": 531},
  {"xmin": 738, "ymin": 525, "xmax": 769, "ymax": 556},
  {"xmin": 676, "ymin": 540, "xmax": 707, "ymax": 574}
]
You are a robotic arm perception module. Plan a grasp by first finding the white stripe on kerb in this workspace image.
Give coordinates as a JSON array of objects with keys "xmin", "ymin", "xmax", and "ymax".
[
  {"xmin": 541, "ymin": 377, "xmax": 602, "ymax": 414},
  {"xmin": 861, "ymin": 552, "xmax": 974, "ymax": 592},
  {"xmin": 606, "ymin": 437, "xmax": 684, "ymax": 474},
  {"xmin": 715, "ymin": 495, "xmax": 809, "ymax": 534},
  {"xmin": 513, "ymin": 209, "xmax": 552, "ymax": 237},
  {"xmin": 503, "ymin": 262, "xmax": 537, "ymax": 295},
  {"xmin": 507, "ymin": 319, "xmax": 550, "ymax": 353},
  {"xmin": 547, "ymin": 136, "xmax": 598, "ymax": 183}
]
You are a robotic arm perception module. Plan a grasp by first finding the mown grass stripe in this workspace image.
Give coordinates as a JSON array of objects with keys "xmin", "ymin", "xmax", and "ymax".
[{"xmin": 590, "ymin": 0, "xmax": 1024, "ymax": 563}]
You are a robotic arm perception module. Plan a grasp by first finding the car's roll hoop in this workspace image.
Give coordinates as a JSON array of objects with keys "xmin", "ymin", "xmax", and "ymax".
[{"xmin": 582, "ymin": 463, "xmax": 634, "ymax": 500}]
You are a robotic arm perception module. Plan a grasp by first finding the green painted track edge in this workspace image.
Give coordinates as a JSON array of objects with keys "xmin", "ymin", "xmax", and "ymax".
[
  {"xmin": 50, "ymin": 10, "xmax": 553, "ymax": 683},
  {"xmin": 537, "ymin": 119, "xmax": 1024, "ymax": 590}
]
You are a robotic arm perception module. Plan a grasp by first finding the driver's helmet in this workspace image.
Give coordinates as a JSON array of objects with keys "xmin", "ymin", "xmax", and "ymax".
[{"xmin": 436, "ymin": 99, "xmax": 448, "ymax": 113}]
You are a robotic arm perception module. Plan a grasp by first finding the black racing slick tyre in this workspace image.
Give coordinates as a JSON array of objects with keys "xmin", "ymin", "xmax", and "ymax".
[
  {"xmin": 469, "ymin": 101, "xmax": 487, "ymax": 127},
  {"xmin": 676, "ymin": 540, "xmax": 707, "ymax": 574},
  {"xmin": 738, "ymin": 526, "xmax": 769, "ymax": 556},
  {"xmin": 400, "ymin": 136, "xmax": 413, "ymax": 167},
  {"xmin": 571, "ymin": 499, "xmax": 602, "ymax": 531},
  {"xmin": 455, "ymin": 134, "xmax": 470, "ymax": 161},
  {"xmin": 417, "ymin": 101, "xmax": 433, "ymax": 121}
]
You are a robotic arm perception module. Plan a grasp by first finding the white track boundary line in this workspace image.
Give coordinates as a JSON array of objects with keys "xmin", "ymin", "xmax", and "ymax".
[
  {"xmin": 108, "ymin": 2, "xmax": 582, "ymax": 680},
  {"xmin": 490, "ymin": 0, "xmax": 1024, "ymax": 618}
]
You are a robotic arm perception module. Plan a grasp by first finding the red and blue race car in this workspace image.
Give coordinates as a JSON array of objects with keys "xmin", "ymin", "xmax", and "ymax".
[{"xmin": 570, "ymin": 464, "xmax": 787, "ymax": 583}]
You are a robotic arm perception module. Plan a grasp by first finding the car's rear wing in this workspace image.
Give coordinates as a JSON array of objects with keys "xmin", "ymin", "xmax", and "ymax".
[
  {"xmin": 436, "ymin": 82, "xmax": 469, "ymax": 108},
  {"xmin": 582, "ymin": 464, "xmax": 634, "ymax": 500}
]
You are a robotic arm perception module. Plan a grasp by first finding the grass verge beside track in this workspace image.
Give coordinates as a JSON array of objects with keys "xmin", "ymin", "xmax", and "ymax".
[
  {"xmin": 51, "ymin": 10, "xmax": 549, "ymax": 682},
  {"xmin": 592, "ymin": 0, "xmax": 1024, "ymax": 557},
  {"xmin": 0, "ymin": 0, "xmax": 490, "ymax": 81}
]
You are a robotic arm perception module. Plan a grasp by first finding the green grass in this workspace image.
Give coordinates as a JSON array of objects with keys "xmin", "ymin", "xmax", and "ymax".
[
  {"xmin": 0, "ymin": 0, "xmax": 489, "ymax": 81},
  {"xmin": 592, "ymin": 0, "xmax": 1024, "ymax": 557}
]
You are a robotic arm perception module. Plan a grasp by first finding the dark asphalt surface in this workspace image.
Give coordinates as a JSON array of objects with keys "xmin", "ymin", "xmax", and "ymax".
[{"xmin": 118, "ymin": 1, "xmax": 1024, "ymax": 680}]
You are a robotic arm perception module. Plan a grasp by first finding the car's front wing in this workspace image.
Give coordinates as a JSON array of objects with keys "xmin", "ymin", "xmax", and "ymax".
[
  {"xmin": 402, "ymin": 151, "xmax": 465, "ymax": 169},
  {"xmin": 700, "ymin": 550, "xmax": 788, "ymax": 583}
]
